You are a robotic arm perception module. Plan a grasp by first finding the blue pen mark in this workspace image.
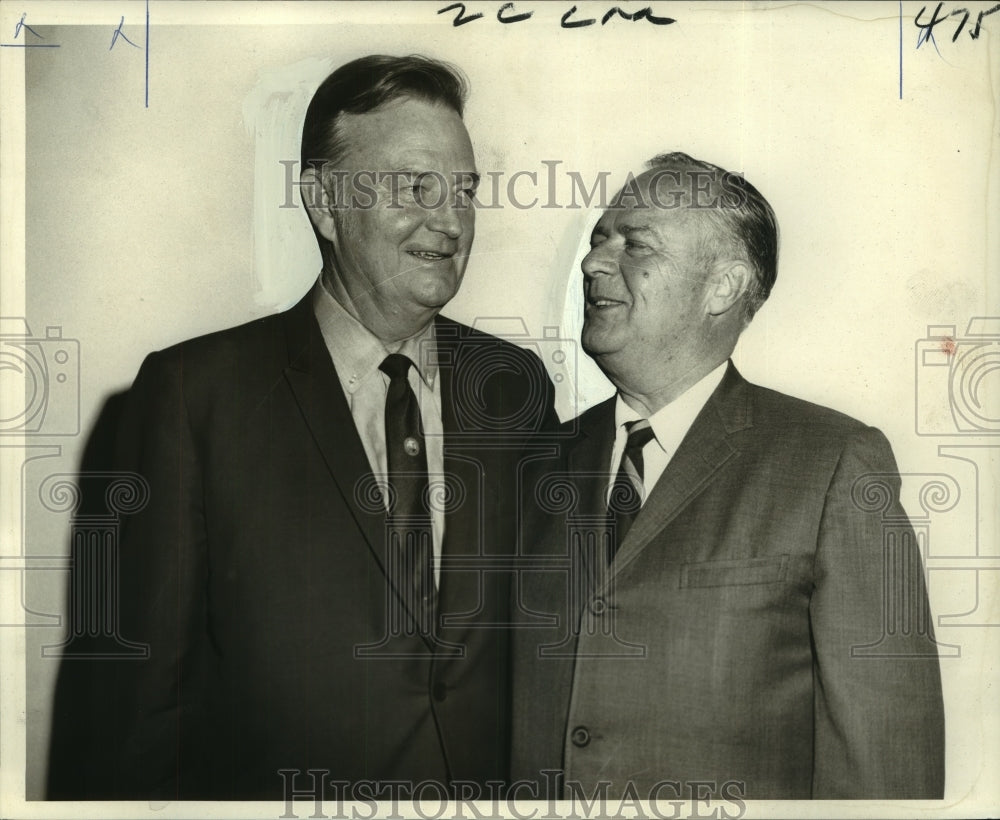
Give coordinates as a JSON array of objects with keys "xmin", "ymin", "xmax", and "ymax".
[
  {"xmin": 14, "ymin": 12, "xmax": 42, "ymax": 39},
  {"xmin": 915, "ymin": 9, "xmax": 944, "ymax": 55},
  {"xmin": 2, "ymin": 11, "xmax": 59, "ymax": 47},
  {"xmin": 106, "ymin": 11, "xmax": 146, "ymax": 106},
  {"xmin": 914, "ymin": 2, "xmax": 945, "ymax": 52},
  {"xmin": 917, "ymin": 25, "xmax": 942, "ymax": 54},
  {"xmin": 110, "ymin": 17, "xmax": 140, "ymax": 50}
]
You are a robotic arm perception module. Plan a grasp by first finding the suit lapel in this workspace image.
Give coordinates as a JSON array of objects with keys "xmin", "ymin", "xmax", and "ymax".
[
  {"xmin": 434, "ymin": 317, "xmax": 490, "ymax": 622},
  {"xmin": 566, "ymin": 398, "xmax": 617, "ymax": 593},
  {"xmin": 282, "ymin": 297, "xmax": 433, "ymax": 639},
  {"xmin": 568, "ymin": 397, "xmax": 617, "ymax": 515},
  {"xmin": 605, "ymin": 363, "xmax": 752, "ymax": 585}
]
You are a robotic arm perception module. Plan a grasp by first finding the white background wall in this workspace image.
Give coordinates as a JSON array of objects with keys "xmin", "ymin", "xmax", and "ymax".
[{"xmin": 2, "ymin": 1, "xmax": 998, "ymax": 815}]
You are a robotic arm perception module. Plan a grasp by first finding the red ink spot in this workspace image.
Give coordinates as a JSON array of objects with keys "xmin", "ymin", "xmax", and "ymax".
[{"xmin": 941, "ymin": 337, "xmax": 957, "ymax": 356}]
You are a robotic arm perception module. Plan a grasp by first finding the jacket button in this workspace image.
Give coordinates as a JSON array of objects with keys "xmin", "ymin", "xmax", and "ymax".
[
  {"xmin": 570, "ymin": 726, "xmax": 591, "ymax": 747},
  {"xmin": 433, "ymin": 682, "xmax": 447, "ymax": 702},
  {"xmin": 590, "ymin": 597, "xmax": 607, "ymax": 616}
]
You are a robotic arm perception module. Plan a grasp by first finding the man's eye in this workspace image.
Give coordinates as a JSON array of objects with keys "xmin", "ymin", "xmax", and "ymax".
[{"xmin": 624, "ymin": 240, "xmax": 646, "ymax": 252}]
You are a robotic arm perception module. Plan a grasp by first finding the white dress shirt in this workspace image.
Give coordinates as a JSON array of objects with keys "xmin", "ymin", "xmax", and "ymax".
[
  {"xmin": 312, "ymin": 277, "xmax": 445, "ymax": 583},
  {"xmin": 607, "ymin": 362, "xmax": 728, "ymax": 507}
]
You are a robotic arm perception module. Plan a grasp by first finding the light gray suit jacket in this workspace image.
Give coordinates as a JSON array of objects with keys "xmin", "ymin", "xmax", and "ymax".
[{"xmin": 511, "ymin": 363, "xmax": 944, "ymax": 799}]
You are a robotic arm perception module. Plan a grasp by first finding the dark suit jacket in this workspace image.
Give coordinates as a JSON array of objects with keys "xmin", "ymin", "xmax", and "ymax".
[
  {"xmin": 47, "ymin": 295, "xmax": 557, "ymax": 800},
  {"xmin": 511, "ymin": 363, "xmax": 944, "ymax": 800}
]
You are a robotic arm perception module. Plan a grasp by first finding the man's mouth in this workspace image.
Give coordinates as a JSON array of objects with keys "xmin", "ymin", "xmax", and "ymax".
[
  {"xmin": 409, "ymin": 250, "xmax": 453, "ymax": 261},
  {"xmin": 587, "ymin": 296, "xmax": 626, "ymax": 309}
]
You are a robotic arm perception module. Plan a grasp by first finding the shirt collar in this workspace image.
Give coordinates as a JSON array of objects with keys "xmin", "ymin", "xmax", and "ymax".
[
  {"xmin": 311, "ymin": 276, "xmax": 438, "ymax": 394},
  {"xmin": 613, "ymin": 361, "xmax": 728, "ymax": 454}
]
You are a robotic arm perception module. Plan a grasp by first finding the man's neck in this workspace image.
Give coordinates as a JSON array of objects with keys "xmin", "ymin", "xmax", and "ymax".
[
  {"xmin": 320, "ymin": 270, "xmax": 436, "ymax": 346},
  {"xmin": 607, "ymin": 357, "xmax": 730, "ymax": 417}
]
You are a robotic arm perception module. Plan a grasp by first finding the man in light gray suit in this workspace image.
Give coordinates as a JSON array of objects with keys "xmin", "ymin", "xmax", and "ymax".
[{"xmin": 512, "ymin": 152, "xmax": 945, "ymax": 800}]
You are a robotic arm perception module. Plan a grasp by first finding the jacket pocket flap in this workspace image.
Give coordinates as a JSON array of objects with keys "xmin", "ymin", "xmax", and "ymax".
[{"xmin": 680, "ymin": 555, "xmax": 789, "ymax": 588}]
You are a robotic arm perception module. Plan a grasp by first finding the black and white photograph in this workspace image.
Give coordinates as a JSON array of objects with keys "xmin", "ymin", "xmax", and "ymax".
[{"xmin": 0, "ymin": 1, "xmax": 997, "ymax": 818}]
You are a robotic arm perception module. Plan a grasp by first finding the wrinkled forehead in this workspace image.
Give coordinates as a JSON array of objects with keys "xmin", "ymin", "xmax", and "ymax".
[
  {"xmin": 615, "ymin": 167, "xmax": 736, "ymax": 209},
  {"xmin": 596, "ymin": 177, "xmax": 700, "ymax": 233},
  {"xmin": 337, "ymin": 97, "xmax": 476, "ymax": 168}
]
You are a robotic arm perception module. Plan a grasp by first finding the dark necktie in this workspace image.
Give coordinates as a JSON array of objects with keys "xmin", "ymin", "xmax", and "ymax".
[
  {"xmin": 379, "ymin": 353, "xmax": 436, "ymax": 635},
  {"xmin": 607, "ymin": 419, "xmax": 656, "ymax": 560}
]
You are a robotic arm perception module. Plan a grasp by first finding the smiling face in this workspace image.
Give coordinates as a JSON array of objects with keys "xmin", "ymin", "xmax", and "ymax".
[
  {"xmin": 581, "ymin": 170, "xmax": 718, "ymax": 391},
  {"xmin": 313, "ymin": 96, "xmax": 478, "ymax": 342}
]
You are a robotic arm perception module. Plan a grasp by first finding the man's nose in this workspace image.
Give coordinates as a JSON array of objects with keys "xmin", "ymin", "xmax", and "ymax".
[
  {"xmin": 425, "ymin": 198, "xmax": 466, "ymax": 239},
  {"xmin": 581, "ymin": 246, "xmax": 616, "ymax": 279}
]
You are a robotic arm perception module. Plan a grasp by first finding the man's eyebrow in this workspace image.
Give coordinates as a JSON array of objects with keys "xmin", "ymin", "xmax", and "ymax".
[
  {"xmin": 618, "ymin": 224, "xmax": 656, "ymax": 236},
  {"xmin": 384, "ymin": 169, "xmax": 480, "ymax": 186}
]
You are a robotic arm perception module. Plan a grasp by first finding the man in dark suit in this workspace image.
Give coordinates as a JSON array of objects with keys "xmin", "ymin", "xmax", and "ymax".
[
  {"xmin": 511, "ymin": 152, "xmax": 944, "ymax": 800},
  {"xmin": 47, "ymin": 54, "xmax": 556, "ymax": 800}
]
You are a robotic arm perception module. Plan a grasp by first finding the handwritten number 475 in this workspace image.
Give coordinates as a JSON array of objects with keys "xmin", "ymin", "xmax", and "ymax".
[
  {"xmin": 438, "ymin": 2, "xmax": 675, "ymax": 27},
  {"xmin": 915, "ymin": 2, "xmax": 1000, "ymax": 45}
]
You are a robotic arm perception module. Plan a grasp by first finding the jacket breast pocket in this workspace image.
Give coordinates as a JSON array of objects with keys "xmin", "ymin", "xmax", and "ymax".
[{"xmin": 679, "ymin": 555, "xmax": 790, "ymax": 588}]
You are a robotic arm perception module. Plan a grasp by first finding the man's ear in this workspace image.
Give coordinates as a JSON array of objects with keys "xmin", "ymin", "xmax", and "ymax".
[
  {"xmin": 705, "ymin": 260, "xmax": 752, "ymax": 317},
  {"xmin": 300, "ymin": 167, "xmax": 338, "ymax": 244}
]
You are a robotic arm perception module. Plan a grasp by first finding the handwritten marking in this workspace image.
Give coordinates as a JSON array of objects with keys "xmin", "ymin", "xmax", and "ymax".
[
  {"xmin": 561, "ymin": 4, "xmax": 674, "ymax": 27},
  {"xmin": 2, "ymin": 11, "xmax": 58, "ymax": 47},
  {"xmin": 915, "ymin": 3, "xmax": 944, "ymax": 53},
  {"xmin": 438, "ymin": 3, "xmax": 675, "ymax": 28},
  {"xmin": 497, "ymin": 2, "xmax": 533, "ymax": 23},
  {"xmin": 601, "ymin": 6, "xmax": 674, "ymax": 25},
  {"xmin": 560, "ymin": 5, "xmax": 592, "ymax": 27},
  {"xmin": 915, "ymin": 1, "xmax": 1000, "ymax": 49},
  {"xmin": 14, "ymin": 12, "xmax": 42, "ymax": 40},
  {"xmin": 438, "ymin": 2, "xmax": 484, "ymax": 26},
  {"xmin": 948, "ymin": 1, "xmax": 1000, "ymax": 38},
  {"xmin": 110, "ymin": 16, "xmax": 140, "ymax": 50}
]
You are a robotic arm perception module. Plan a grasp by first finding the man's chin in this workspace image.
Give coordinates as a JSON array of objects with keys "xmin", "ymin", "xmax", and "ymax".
[
  {"xmin": 581, "ymin": 328, "xmax": 620, "ymax": 359},
  {"xmin": 413, "ymin": 275, "xmax": 461, "ymax": 310}
]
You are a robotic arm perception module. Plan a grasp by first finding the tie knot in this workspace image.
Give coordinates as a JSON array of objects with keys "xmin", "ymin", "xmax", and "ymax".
[
  {"xmin": 624, "ymin": 419, "xmax": 655, "ymax": 453},
  {"xmin": 380, "ymin": 353, "xmax": 414, "ymax": 381}
]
